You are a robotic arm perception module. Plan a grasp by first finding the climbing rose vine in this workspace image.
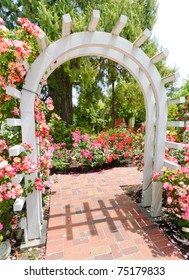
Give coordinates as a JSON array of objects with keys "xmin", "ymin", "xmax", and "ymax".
[{"xmin": 0, "ymin": 17, "xmax": 54, "ymax": 240}]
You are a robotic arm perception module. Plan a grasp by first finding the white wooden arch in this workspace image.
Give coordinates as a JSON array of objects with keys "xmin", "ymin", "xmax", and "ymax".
[{"xmin": 6, "ymin": 11, "xmax": 180, "ymax": 241}]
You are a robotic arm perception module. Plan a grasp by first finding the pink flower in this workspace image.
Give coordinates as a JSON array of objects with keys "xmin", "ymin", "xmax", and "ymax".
[
  {"xmin": 17, "ymin": 18, "xmax": 40, "ymax": 37},
  {"xmin": 47, "ymin": 103, "xmax": 54, "ymax": 110},
  {"xmin": 71, "ymin": 131, "xmax": 82, "ymax": 143},
  {"xmin": 44, "ymin": 180, "xmax": 53, "ymax": 188},
  {"xmin": 80, "ymin": 150, "xmax": 93, "ymax": 161},
  {"xmin": 0, "ymin": 25, "xmax": 9, "ymax": 32},
  {"xmin": 182, "ymin": 204, "xmax": 189, "ymax": 221},
  {"xmin": 162, "ymin": 182, "xmax": 174, "ymax": 191},
  {"xmin": 183, "ymin": 144, "xmax": 189, "ymax": 149},
  {"xmin": 73, "ymin": 143, "xmax": 78, "ymax": 148},
  {"xmin": 12, "ymin": 107, "xmax": 20, "ymax": 116},
  {"xmin": 0, "ymin": 223, "xmax": 3, "ymax": 231},
  {"xmin": 152, "ymin": 172, "xmax": 161, "ymax": 180},
  {"xmin": 0, "ymin": 76, "xmax": 7, "ymax": 90},
  {"xmin": 0, "ymin": 140, "xmax": 8, "ymax": 153},
  {"xmin": 0, "ymin": 17, "xmax": 5, "ymax": 24},
  {"xmin": 46, "ymin": 97, "xmax": 54, "ymax": 111},
  {"xmin": 82, "ymin": 134, "xmax": 90, "ymax": 142},
  {"xmin": 167, "ymin": 196, "xmax": 173, "ymax": 205},
  {"xmin": 0, "ymin": 160, "xmax": 8, "ymax": 169},
  {"xmin": 34, "ymin": 178, "xmax": 45, "ymax": 193},
  {"xmin": 0, "ymin": 41, "xmax": 9, "ymax": 53},
  {"xmin": 165, "ymin": 155, "xmax": 178, "ymax": 164}
]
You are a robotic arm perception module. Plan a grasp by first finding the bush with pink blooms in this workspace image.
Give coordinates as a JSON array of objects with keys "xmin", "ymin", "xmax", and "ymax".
[
  {"xmin": 51, "ymin": 122, "xmax": 145, "ymax": 172},
  {"xmin": 153, "ymin": 166, "xmax": 189, "ymax": 238},
  {"xmin": 152, "ymin": 97, "xmax": 189, "ymax": 238},
  {"xmin": 0, "ymin": 17, "xmax": 55, "ymax": 241}
]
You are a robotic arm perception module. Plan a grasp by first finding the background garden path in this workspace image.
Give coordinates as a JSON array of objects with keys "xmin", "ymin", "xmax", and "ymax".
[{"xmin": 45, "ymin": 167, "xmax": 183, "ymax": 260}]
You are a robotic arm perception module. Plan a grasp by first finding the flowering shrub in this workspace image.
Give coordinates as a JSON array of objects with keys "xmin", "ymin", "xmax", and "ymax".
[
  {"xmin": 0, "ymin": 140, "xmax": 40, "ymax": 238},
  {"xmin": 51, "ymin": 123, "xmax": 145, "ymax": 172},
  {"xmin": 167, "ymin": 97, "xmax": 189, "ymax": 143},
  {"xmin": 0, "ymin": 17, "xmax": 55, "ymax": 242},
  {"xmin": 49, "ymin": 113, "xmax": 73, "ymax": 148},
  {"xmin": 153, "ymin": 167, "xmax": 189, "ymax": 238},
  {"xmin": 94, "ymin": 123, "xmax": 145, "ymax": 169},
  {"xmin": 51, "ymin": 143, "xmax": 72, "ymax": 173},
  {"xmin": 0, "ymin": 222, "xmax": 3, "ymax": 242}
]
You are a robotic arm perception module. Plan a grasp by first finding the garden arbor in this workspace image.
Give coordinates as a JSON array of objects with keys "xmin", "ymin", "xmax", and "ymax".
[{"xmin": 6, "ymin": 10, "xmax": 182, "ymax": 241}]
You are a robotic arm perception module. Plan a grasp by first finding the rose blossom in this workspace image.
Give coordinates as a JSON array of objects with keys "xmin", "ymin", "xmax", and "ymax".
[{"xmin": 0, "ymin": 223, "xmax": 3, "ymax": 231}]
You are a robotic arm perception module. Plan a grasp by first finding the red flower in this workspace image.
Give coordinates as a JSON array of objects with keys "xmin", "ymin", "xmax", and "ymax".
[
  {"xmin": 124, "ymin": 152, "xmax": 129, "ymax": 158},
  {"xmin": 106, "ymin": 157, "xmax": 113, "ymax": 163},
  {"xmin": 116, "ymin": 141, "xmax": 124, "ymax": 149},
  {"xmin": 113, "ymin": 154, "xmax": 118, "ymax": 159},
  {"xmin": 124, "ymin": 137, "xmax": 132, "ymax": 145},
  {"xmin": 108, "ymin": 136, "xmax": 116, "ymax": 141}
]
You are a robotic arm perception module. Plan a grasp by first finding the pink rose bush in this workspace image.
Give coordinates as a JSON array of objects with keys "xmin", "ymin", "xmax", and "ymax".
[
  {"xmin": 17, "ymin": 18, "xmax": 40, "ymax": 37},
  {"xmin": 153, "ymin": 166, "xmax": 189, "ymax": 235},
  {"xmin": 0, "ymin": 17, "xmax": 55, "ymax": 241},
  {"xmin": 0, "ymin": 222, "xmax": 3, "ymax": 242}
]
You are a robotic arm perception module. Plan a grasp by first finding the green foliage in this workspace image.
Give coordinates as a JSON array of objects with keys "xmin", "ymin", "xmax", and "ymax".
[
  {"xmin": 180, "ymin": 79, "xmax": 189, "ymax": 98},
  {"xmin": 51, "ymin": 147, "xmax": 72, "ymax": 173},
  {"xmin": 168, "ymin": 104, "xmax": 178, "ymax": 121},
  {"xmin": 168, "ymin": 149, "xmax": 186, "ymax": 165},
  {"xmin": 0, "ymin": 199, "xmax": 14, "ymax": 240},
  {"xmin": 49, "ymin": 113, "xmax": 73, "ymax": 147}
]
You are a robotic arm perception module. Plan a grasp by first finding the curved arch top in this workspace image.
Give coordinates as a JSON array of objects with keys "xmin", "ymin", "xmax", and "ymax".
[{"xmin": 22, "ymin": 30, "xmax": 167, "ymax": 172}]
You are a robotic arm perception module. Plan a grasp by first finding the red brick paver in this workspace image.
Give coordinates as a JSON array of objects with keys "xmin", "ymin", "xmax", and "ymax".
[{"xmin": 45, "ymin": 167, "xmax": 183, "ymax": 260}]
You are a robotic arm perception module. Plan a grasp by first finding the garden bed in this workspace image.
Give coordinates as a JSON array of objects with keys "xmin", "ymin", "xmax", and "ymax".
[{"xmin": 122, "ymin": 184, "xmax": 189, "ymax": 260}]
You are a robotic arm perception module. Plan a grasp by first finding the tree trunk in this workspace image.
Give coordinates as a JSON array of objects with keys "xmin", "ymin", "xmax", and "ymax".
[
  {"xmin": 128, "ymin": 116, "xmax": 135, "ymax": 127},
  {"xmin": 60, "ymin": 83, "xmax": 73, "ymax": 125},
  {"xmin": 111, "ymin": 80, "xmax": 116, "ymax": 128},
  {"xmin": 48, "ymin": 66, "xmax": 73, "ymax": 125}
]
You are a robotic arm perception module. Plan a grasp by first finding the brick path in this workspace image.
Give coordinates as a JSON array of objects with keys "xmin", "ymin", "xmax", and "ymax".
[{"xmin": 45, "ymin": 167, "xmax": 183, "ymax": 260}]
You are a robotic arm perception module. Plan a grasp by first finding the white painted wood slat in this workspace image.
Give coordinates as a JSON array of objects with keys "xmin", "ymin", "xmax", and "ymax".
[
  {"xmin": 6, "ymin": 118, "xmax": 21, "ymax": 126},
  {"xmin": 151, "ymin": 48, "xmax": 169, "ymax": 64},
  {"xmin": 88, "ymin": 10, "xmax": 100, "ymax": 32},
  {"xmin": 12, "ymin": 174, "xmax": 24, "ymax": 184},
  {"xmin": 37, "ymin": 29, "xmax": 47, "ymax": 52},
  {"xmin": 133, "ymin": 28, "xmax": 151, "ymax": 47},
  {"xmin": 167, "ymin": 121, "xmax": 185, "ymax": 127},
  {"xmin": 112, "ymin": 15, "xmax": 128, "ymax": 36},
  {"xmin": 9, "ymin": 145, "xmax": 24, "ymax": 156},
  {"xmin": 165, "ymin": 141, "xmax": 183, "ymax": 150},
  {"xmin": 13, "ymin": 197, "xmax": 26, "ymax": 212},
  {"xmin": 164, "ymin": 160, "xmax": 181, "ymax": 170},
  {"xmin": 6, "ymin": 86, "xmax": 21, "ymax": 99},
  {"xmin": 168, "ymin": 96, "xmax": 185, "ymax": 105},
  {"xmin": 162, "ymin": 73, "xmax": 179, "ymax": 84},
  {"xmin": 62, "ymin": 14, "xmax": 72, "ymax": 37}
]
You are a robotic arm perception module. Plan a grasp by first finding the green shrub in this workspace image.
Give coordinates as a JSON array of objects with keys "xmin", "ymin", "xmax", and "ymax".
[{"xmin": 49, "ymin": 113, "xmax": 73, "ymax": 148}]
